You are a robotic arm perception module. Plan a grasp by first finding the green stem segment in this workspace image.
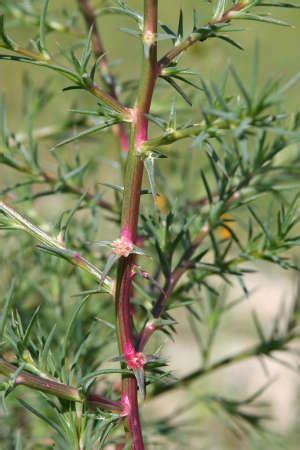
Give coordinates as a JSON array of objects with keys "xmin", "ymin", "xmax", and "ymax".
[
  {"xmin": 115, "ymin": 1, "xmax": 158, "ymax": 449},
  {"xmin": 0, "ymin": 201, "xmax": 113, "ymax": 293}
]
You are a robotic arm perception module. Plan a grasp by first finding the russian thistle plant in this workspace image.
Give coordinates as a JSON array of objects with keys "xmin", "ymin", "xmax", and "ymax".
[{"xmin": 0, "ymin": 0, "xmax": 300, "ymax": 448}]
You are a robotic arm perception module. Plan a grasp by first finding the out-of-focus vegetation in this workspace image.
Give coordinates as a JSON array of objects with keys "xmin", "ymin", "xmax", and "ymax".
[{"xmin": 0, "ymin": 1, "xmax": 300, "ymax": 449}]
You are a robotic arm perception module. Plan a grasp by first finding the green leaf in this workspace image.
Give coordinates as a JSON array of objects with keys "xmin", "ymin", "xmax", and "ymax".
[
  {"xmin": 0, "ymin": 279, "xmax": 15, "ymax": 344},
  {"xmin": 40, "ymin": 324, "xmax": 56, "ymax": 370},
  {"xmin": 259, "ymin": 2, "xmax": 300, "ymax": 8},
  {"xmin": 275, "ymin": 72, "xmax": 300, "ymax": 97},
  {"xmin": 99, "ymin": 253, "xmax": 119, "ymax": 288},
  {"xmin": 144, "ymin": 155, "xmax": 157, "ymax": 199},
  {"xmin": 36, "ymin": 245, "xmax": 112, "ymax": 290},
  {"xmin": 14, "ymin": 430, "xmax": 22, "ymax": 450},
  {"xmin": 214, "ymin": 34, "xmax": 244, "ymax": 51},
  {"xmin": 95, "ymin": 317, "xmax": 115, "ymax": 330},
  {"xmin": 163, "ymin": 76, "xmax": 193, "ymax": 106},
  {"xmin": 100, "ymin": 182, "xmax": 124, "ymax": 193},
  {"xmin": 62, "ymin": 296, "xmax": 90, "ymax": 363},
  {"xmin": 133, "ymin": 367, "xmax": 145, "ymax": 400},
  {"xmin": 0, "ymin": 94, "xmax": 8, "ymax": 143},
  {"xmin": 119, "ymin": 27, "xmax": 141, "ymax": 38},
  {"xmin": 160, "ymin": 23, "xmax": 176, "ymax": 44},
  {"xmin": 248, "ymin": 206, "xmax": 273, "ymax": 244},
  {"xmin": 22, "ymin": 305, "xmax": 41, "ymax": 349},
  {"xmin": 0, "ymin": 15, "xmax": 16, "ymax": 50},
  {"xmin": 61, "ymin": 193, "xmax": 87, "ymax": 244},
  {"xmin": 98, "ymin": 419, "xmax": 118, "ymax": 449},
  {"xmin": 230, "ymin": 65, "xmax": 252, "ymax": 111},
  {"xmin": 252, "ymin": 310, "xmax": 266, "ymax": 343},
  {"xmin": 0, "ymin": 201, "xmax": 65, "ymax": 251},
  {"xmin": 70, "ymin": 50, "xmax": 81, "ymax": 74},
  {"xmin": 213, "ymin": 0, "xmax": 228, "ymax": 21},
  {"xmin": 52, "ymin": 120, "xmax": 118, "ymax": 150},
  {"xmin": 80, "ymin": 26, "xmax": 93, "ymax": 73},
  {"xmin": 100, "ymin": 3, "xmax": 143, "ymax": 30},
  {"xmin": 237, "ymin": 13, "xmax": 291, "ymax": 27},
  {"xmin": 0, "ymin": 54, "xmax": 81, "ymax": 83},
  {"xmin": 18, "ymin": 399, "xmax": 65, "ymax": 439},
  {"xmin": 177, "ymin": 9, "xmax": 184, "ymax": 41},
  {"xmin": 39, "ymin": 0, "xmax": 50, "ymax": 58},
  {"xmin": 79, "ymin": 368, "xmax": 131, "ymax": 385}
]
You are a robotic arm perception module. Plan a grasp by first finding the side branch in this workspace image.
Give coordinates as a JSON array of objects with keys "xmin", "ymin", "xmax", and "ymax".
[
  {"xmin": 0, "ymin": 201, "xmax": 114, "ymax": 293},
  {"xmin": 1, "ymin": 159, "xmax": 113, "ymax": 213},
  {"xmin": 139, "ymin": 193, "xmax": 242, "ymax": 347},
  {"xmin": 78, "ymin": 0, "xmax": 118, "ymax": 93},
  {"xmin": 158, "ymin": 1, "xmax": 251, "ymax": 72},
  {"xmin": 0, "ymin": 358, "xmax": 123, "ymax": 413},
  {"xmin": 152, "ymin": 227, "xmax": 209, "ymax": 318},
  {"xmin": 152, "ymin": 332, "xmax": 300, "ymax": 397},
  {"xmin": 0, "ymin": 53, "xmax": 130, "ymax": 119},
  {"xmin": 78, "ymin": 0, "xmax": 129, "ymax": 151}
]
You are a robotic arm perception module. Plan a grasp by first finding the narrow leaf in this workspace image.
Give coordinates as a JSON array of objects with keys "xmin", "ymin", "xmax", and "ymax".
[
  {"xmin": 52, "ymin": 120, "xmax": 117, "ymax": 150},
  {"xmin": 39, "ymin": 0, "xmax": 50, "ymax": 56}
]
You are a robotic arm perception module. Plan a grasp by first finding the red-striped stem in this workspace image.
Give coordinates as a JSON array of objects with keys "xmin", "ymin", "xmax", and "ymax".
[
  {"xmin": 0, "ymin": 358, "xmax": 123, "ymax": 413},
  {"xmin": 115, "ymin": 1, "xmax": 158, "ymax": 449}
]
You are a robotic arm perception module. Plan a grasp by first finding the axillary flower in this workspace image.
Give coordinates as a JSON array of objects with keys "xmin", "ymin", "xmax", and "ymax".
[{"xmin": 112, "ymin": 236, "xmax": 134, "ymax": 258}]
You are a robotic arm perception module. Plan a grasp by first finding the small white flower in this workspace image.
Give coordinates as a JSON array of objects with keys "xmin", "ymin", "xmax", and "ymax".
[{"xmin": 112, "ymin": 237, "xmax": 133, "ymax": 258}]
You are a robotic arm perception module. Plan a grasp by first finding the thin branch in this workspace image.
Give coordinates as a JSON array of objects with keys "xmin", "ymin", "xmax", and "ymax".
[
  {"xmin": 84, "ymin": 81, "xmax": 131, "ymax": 118},
  {"xmin": 0, "ymin": 52, "xmax": 130, "ymax": 119},
  {"xmin": 151, "ymin": 332, "xmax": 300, "ymax": 397},
  {"xmin": 38, "ymin": 169, "xmax": 114, "ymax": 212},
  {"xmin": 139, "ymin": 192, "xmax": 242, "ymax": 347},
  {"xmin": 0, "ymin": 358, "xmax": 123, "ymax": 413},
  {"xmin": 142, "ymin": 118, "xmax": 236, "ymax": 149},
  {"xmin": 1, "ymin": 127, "xmax": 114, "ymax": 212},
  {"xmin": 0, "ymin": 201, "xmax": 114, "ymax": 294},
  {"xmin": 78, "ymin": 0, "xmax": 129, "ymax": 151},
  {"xmin": 152, "ymin": 227, "xmax": 209, "ymax": 318},
  {"xmin": 158, "ymin": 2, "xmax": 250, "ymax": 72},
  {"xmin": 2, "ymin": 160, "xmax": 113, "ymax": 213},
  {"xmin": 3, "ymin": 3, "xmax": 83, "ymax": 36}
]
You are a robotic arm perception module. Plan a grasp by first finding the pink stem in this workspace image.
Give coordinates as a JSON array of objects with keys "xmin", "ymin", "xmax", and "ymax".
[
  {"xmin": 0, "ymin": 358, "xmax": 123, "ymax": 413},
  {"xmin": 115, "ymin": 1, "xmax": 158, "ymax": 448}
]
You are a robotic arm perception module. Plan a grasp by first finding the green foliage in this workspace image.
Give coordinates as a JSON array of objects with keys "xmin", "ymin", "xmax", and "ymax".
[{"xmin": 0, "ymin": 0, "xmax": 300, "ymax": 449}]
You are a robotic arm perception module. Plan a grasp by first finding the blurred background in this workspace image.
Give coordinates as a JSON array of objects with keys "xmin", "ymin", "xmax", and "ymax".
[{"xmin": 0, "ymin": 1, "xmax": 300, "ymax": 449}]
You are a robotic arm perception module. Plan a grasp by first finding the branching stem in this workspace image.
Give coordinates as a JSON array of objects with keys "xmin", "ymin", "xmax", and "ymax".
[
  {"xmin": 0, "ymin": 358, "xmax": 123, "ymax": 413},
  {"xmin": 151, "ymin": 332, "xmax": 300, "ymax": 397},
  {"xmin": 115, "ymin": 1, "xmax": 158, "ymax": 449},
  {"xmin": 158, "ymin": 2, "xmax": 251, "ymax": 72}
]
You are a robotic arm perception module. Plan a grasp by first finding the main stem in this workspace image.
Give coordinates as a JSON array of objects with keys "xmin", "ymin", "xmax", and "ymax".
[{"xmin": 115, "ymin": 1, "xmax": 158, "ymax": 449}]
